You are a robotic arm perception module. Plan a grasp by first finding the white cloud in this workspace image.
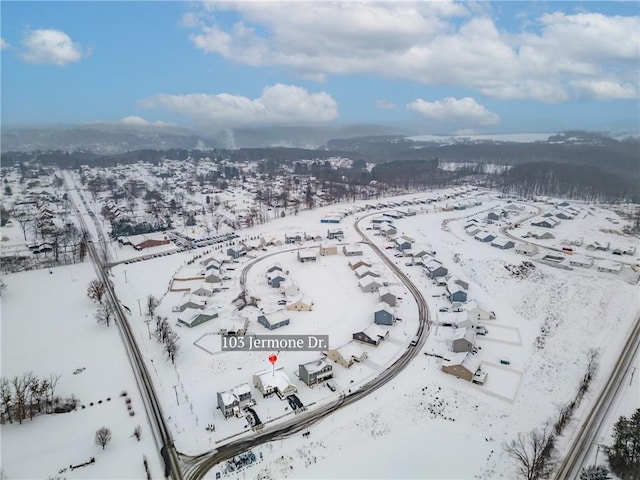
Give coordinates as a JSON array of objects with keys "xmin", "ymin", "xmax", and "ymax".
[
  {"xmin": 184, "ymin": 3, "xmax": 639, "ymax": 102},
  {"xmin": 570, "ymin": 80, "xmax": 638, "ymax": 100},
  {"xmin": 0, "ymin": 38, "xmax": 10, "ymax": 50},
  {"xmin": 407, "ymin": 97, "xmax": 499, "ymax": 127},
  {"xmin": 139, "ymin": 84, "xmax": 338, "ymax": 128},
  {"xmin": 375, "ymin": 99, "xmax": 396, "ymax": 110},
  {"xmin": 20, "ymin": 29, "xmax": 89, "ymax": 66},
  {"xmin": 118, "ymin": 116, "xmax": 177, "ymax": 128}
]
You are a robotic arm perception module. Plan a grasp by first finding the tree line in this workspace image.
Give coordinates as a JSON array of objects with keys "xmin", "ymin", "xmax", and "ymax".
[{"xmin": 0, "ymin": 373, "xmax": 67, "ymax": 424}]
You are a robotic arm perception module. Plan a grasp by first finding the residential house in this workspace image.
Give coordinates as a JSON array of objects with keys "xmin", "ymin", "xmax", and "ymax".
[
  {"xmin": 284, "ymin": 232, "xmax": 304, "ymax": 244},
  {"xmin": 326, "ymin": 228, "xmax": 344, "ymax": 239},
  {"xmin": 297, "ymin": 249, "xmax": 318, "ymax": 263},
  {"xmin": 267, "ymin": 271, "xmax": 287, "ymax": 288},
  {"xmin": 424, "ymin": 259, "xmax": 448, "ymax": 279},
  {"xmin": 191, "ymin": 283, "xmax": 216, "ymax": 297},
  {"xmin": 515, "ymin": 243, "xmax": 538, "ymax": 256},
  {"xmin": 281, "ymin": 279, "xmax": 300, "ymax": 297},
  {"xmin": 253, "ymin": 367, "xmax": 297, "ymax": 399},
  {"xmin": 299, "ymin": 359, "xmax": 333, "ymax": 386},
  {"xmin": 451, "ymin": 328, "xmax": 476, "ymax": 353},
  {"xmin": 354, "ymin": 265, "xmax": 380, "ymax": 279},
  {"xmin": 441, "ymin": 352, "xmax": 486, "ymax": 384},
  {"xmin": 395, "ymin": 235, "xmax": 414, "ymax": 251},
  {"xmin": 446, "ymin": 278, "xmax": 468, "ymax": 303},
  {"xmin": 490, "ymin": 238, "xmax": 515, "ymax": 250},
  {"xmin": 285, "ymin": 295, "xmax": 314, "ymax": 312},
  {"xmin": 326, "ymin": 342, "xmax": 368, "ymax": 368},
  {"xmin": 320, "ymin": 244, "xmax": 338, "ymax": 256},
  {"xmin": 358, "ymin": 276, "xmax": 382, "ymax": 293},
  {"xmin": 595, "ymin": 260, "xmax": 622, "ymax": 274},
  {"xmin": 177, "ymin": 307, "xmax": 219, "ymax": 328},
  {"xmin": 227, "ymin": 246, "xmax": 246, "ymax": 259},
  {"xmin": 378, "ymin": 287, "xmax": 397, "ymax": 307},
  {"xmin": 343, "ymin": 244, "xmax": 363, "ymax": 256},
  {"xmin": 474, "ymin": 231, "xmax": 496, "ymax": 243},
  {"xmin": 463, "ymin": 300, "xmax": 495, "ymax": 321},
  {"xmin": 175, "ymin": 295, "xmax": 208, "ymax": 312},
  {"xmin": 380, "ymin": 223, "xmax": 397, "ymax": 239},
  {"xmin": 217, "ymin": 383, "xmax": 252, "ymax": 418},
  {"xmin": 353, "ymin": 324, "xmax": 389, "ymax": 346},
  {"xmin": 531, "ymin": 217, "xmax": 560, "ymax": 228},
  {"xmin": 348, "ymin": 258, "xmax": 372, "ymax": 270},
  {"xmin": 257, "ymin": 310, "xmax": 290, "ymax": 330},
  {"xmin": 320, "ymin": 216, "xmax": 341, "ymax": 224},
  {"xmin": 374, "ymin": 302, "xmax": 395, "ymax": 326},
  {"xmin": 569, "ymin": 255, "xmax": 594, "ymax": 268},
  {"xmin": 266, "ymin": 263, "xmax": 283, "ymax": 274}
]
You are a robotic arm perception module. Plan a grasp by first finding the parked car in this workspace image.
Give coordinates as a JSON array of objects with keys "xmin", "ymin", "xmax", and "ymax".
[{"xmin": 499, "ymin": 358, "xmax": 511, "ymax": 365}]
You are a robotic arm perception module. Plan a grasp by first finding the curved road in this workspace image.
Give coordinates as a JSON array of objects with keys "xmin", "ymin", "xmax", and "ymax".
[{"xmin": 180, "ymin": 211, "xmax": 431, "ymax": 480}]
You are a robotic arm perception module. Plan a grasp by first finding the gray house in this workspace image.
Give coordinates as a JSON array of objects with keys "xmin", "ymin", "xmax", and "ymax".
[
  {"xmin": 177, "ymin": 308, "xmax": 218, "ymax": 328},
  {"xmin": 474, "ymin": 232, "xmax": 496, "ymax": 243},
  {"xmin": 217, "ymin": 383, "xmax": 252, "ymax": 418},
  {"xmin": 424, "ymin": 259, "xmax": 448, "ymax": 279},
  {"xmin": 299, "ymin": 359, "xmax": 333, "ymax": 386},
  {"xmin": 452, "ymin": 328, "xmax": 476, "ymax": 353},
  {"xmin": 490, "ymin": 238, "xmax": 515, "ymax": 250},
  {"xmin": 353, "ymin": 324, "xmax": 389, "ymax": 346},
  {"xmin": 227, "ymin": 246, "xmax": 246, "ymax": 259},
  {"xmin": 257, "ymin": 310, "xmax": 290, "ymax": 330},
  {"xmin": 395, "ymin": 235, "xmax": 414, "ymax": 251},
  {"xmin": 378, "ymin": 287, "xmax": 396, "ymax": 307},
  {"xmin": 359, "ymin": 276, "xmax": 382, "ymax": 293},
  {"xmin": 374, "ymin": 302, "xmax": 394, "ymax": 326}
]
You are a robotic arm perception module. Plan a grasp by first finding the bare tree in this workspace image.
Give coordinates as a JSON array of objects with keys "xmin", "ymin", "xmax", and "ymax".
[
  {"xmin": 87, "ymin": 280, "xmax": 106, "ymax": 304},
  {"xmin": 133, "ymin": 424, "xmax": 142, "ymax": 441},
  {"xmin": 14, "ymin": 211, "xmax": 32, "ymax": 241},
  {"xmin": 0, "ymin": 377, "xmax": 13, "ymax": 423},
  {"xmin": 503, "ymin": 424, "xmax": 556, "ymax": 480},
  {"xmin": 95, "ymin": 427, "xmax": 112, "ymax": 449},
  {"xmin": 0, "ymin": 278, "xmax": 6, "ymax": 296},
  {"xmin": 47, "ymin": 373, "xmax": 61, "ymax": 412},
  {"xmin": 11, "ymin": 376, "xmax": 27, "ymax": 424},
  {"xmin": 165, "ymin": 330, "xmax": 180, "ymax": 364},
  {"xmin": 95, "ymin": 302, "xmax": 114, "ymax": 327},
  {"xmin": 146, "ymin": 295, "xmax": 160, "ymax": 317}
]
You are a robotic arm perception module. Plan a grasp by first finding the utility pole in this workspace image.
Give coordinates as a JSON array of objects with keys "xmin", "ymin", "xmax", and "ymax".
[
  {"xmin": 173, "ymin": 385, "xmax": 179, "ymax": 405},
  {"xmin": 137, "ymin": 298, "xmax": 142, "ymax": 316},
  {"xmin": 145, "ymin": 319, "xmax": 152, "ymax": 339},
  {"xmin": 124, "ymin": 270, "xmax": 128, "ymax": 283}
]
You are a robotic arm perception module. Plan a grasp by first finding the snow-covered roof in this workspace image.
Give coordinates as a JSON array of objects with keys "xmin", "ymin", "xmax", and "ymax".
[
  {"xmin": 452, "ymin": 327, "xmax": 476, "ymax": 343},
  {"xmin": 336, "ymin": 341, "xmax": 366, "ymax": 360},
  {"xmin": 363, "ymin": 324, "xmax": 388, "ymax": 340},
  {"xmin": 374, "ymin": 301, "xmax": 393, "ymax": 315},
  {"xmin": 301, "ymin": 359, "xmax": 331, "ymax": 374}
]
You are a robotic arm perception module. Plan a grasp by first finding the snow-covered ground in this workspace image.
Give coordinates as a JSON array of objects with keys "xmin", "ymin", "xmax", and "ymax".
[{"xmin": 2, "ymin": 186, "xmax": 638, "ymax": 479}]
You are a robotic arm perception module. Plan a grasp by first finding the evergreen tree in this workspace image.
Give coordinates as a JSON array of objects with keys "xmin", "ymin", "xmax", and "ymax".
[
  {"xmin": 580, "ymin": 465, "xmax": 611, "ymax": 480},
  {"xmin": 605, "ymin": 409, "xmax": 640, "ymax": 480}
]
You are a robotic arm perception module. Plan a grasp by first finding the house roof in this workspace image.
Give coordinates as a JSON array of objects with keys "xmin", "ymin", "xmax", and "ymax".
[
  {"xmin": 254, "ymin": 367, "xmax": 295, "ymax": 393},
  {"xmin": 260, "ymin": 309, "xmax": 290, "ymax": 324},
  {"xmin": 452, "ymin": 327, "xmax": 476, "ymax": 343},
  {"xmin": 344, "ymin": 244, "xmax": 363, "ymax": 253},
  {"xmin": 358, "ymin": 276, "xmax": 381, "ymax": 288},
  {"xmin": 442, "ymin": 352, "xmax": 480, "ymax": 373},
  {"xmin": 374, "ymin": 301, "xmax": 393, "ymax": 315},
  {"xmin": 363, "ymin": 324, "xmax": 388, "ymax": 340},
  {"xmin": 301, "ymin": 359, "xmax": 331, "ymax": 374},
  {"xmin": 335, "ymin": 341, "xmax": 366, "ymax": 360}
]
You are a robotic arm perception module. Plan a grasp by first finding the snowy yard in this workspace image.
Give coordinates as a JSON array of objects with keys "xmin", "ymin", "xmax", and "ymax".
[{"xmin": 2, "ymin": 188, "xmax": 639, "ymax": 479}]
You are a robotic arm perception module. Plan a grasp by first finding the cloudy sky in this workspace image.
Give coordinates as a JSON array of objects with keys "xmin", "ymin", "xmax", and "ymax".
[{"xmin": 1, "ymin": 1, "xmax": 638, "ymax": 135}]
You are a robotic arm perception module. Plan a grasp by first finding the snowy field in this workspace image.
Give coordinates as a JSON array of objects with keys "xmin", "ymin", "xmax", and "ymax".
[{"xmin": 2, "ymin": 187, "xmax": 639, "ymax": 479}]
